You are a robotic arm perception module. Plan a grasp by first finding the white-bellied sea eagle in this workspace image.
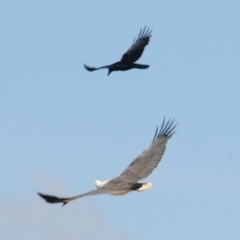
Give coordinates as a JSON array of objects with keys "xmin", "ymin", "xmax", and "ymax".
[{"xmin": 38, "ymin": 118, "xmax": 176, "ymax": 206}]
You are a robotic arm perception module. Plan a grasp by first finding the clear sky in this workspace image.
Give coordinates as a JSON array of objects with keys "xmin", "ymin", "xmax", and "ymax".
[{"xmin": 1, "ymin": 1, "xmax": 240, "ymax": 239}]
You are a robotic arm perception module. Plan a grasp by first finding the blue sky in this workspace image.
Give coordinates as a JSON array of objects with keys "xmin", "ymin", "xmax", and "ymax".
[{"xmin": 1, "ymin": 1, "xmax": 240, "ymax": 239}]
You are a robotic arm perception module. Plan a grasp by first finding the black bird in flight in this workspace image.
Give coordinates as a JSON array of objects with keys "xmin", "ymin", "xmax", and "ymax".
[{"xmin": 84, "ymin": 26, "xmax": 152, "ymax": 76}]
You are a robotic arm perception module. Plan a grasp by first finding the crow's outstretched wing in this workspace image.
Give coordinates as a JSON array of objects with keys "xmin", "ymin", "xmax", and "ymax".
[
  {"xmin": 120, "ymin": 26, "xmax": 152, "ymax": 64},
  {"xmin": 84, "ymin": 64, "xmax": 109, "ymax": 72}
]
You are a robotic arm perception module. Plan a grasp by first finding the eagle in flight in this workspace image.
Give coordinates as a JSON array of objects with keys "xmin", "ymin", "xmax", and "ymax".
[{"xmin": 38, "ymin": 118, "xmax": 176, "ymax": 206}]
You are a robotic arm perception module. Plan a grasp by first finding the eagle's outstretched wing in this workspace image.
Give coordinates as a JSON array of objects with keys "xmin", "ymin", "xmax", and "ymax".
[
  {"xmin": 38, "ymin": 188, "xmax": 110, "ymax": 206},
  {"xmin": 118, "ymin": 119, "xmax": 176, "ymax": 183},
  {"xmin": 38, "ymin": 179, "xmax": 133, "ymax": 206}
]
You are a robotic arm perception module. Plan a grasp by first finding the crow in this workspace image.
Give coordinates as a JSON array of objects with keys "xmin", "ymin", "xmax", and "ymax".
[{"xmin": 84, "ymin": 26, "xmax": 152, "ymax": 76}]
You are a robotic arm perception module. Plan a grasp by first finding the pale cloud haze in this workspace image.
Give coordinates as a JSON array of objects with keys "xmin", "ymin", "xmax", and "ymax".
[{"xmin": 1, "ymin": 194, "xmax": 139, "ymax": 240}]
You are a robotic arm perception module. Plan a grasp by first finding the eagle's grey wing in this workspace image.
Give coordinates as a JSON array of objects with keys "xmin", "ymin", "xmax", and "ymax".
[
  {"xmin": 38, "ymin": 188, "xmax": 111, "ymax": 206},
  {"xmin": 118, "ymin": 118, "xmax": 176, "ymax": 183},
  {"xmin": 37, "ymin": 179, "xmax": 132, "ymax": 206},
  {"xmin": 120, "ymin": 26, "xmax": 152, "ymax": 64}
]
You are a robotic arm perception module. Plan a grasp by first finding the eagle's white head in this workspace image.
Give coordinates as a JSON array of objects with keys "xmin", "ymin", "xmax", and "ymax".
[{"xmin": 95, "ymin": 179, "xmax": 110, "ymax": 188}]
